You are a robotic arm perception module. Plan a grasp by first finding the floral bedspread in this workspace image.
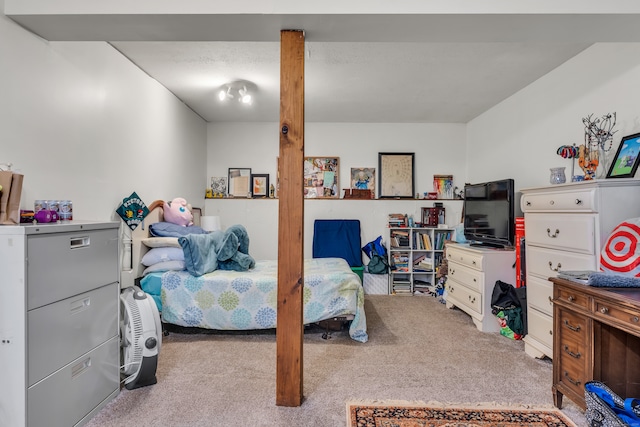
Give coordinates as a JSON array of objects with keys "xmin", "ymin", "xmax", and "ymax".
[{"xmin": 159, "ymin": 257, "xmax": 368, "ymax": 342}]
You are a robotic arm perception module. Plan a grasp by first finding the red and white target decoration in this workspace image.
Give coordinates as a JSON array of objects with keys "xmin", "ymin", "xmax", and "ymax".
[{"xmin": 600, "ymin": 219, "xmax": 640, "ymax": 277}]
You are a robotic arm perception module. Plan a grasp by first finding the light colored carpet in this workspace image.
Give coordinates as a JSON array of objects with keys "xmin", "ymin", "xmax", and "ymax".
[{"xmin": 84, "ymin": 295, "xmax": 587, "ymax": 427}]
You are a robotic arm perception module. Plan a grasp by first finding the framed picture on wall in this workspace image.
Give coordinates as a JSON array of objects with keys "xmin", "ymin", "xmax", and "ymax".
[
  {"xmin": 351, "ymin": 167, "xmax": 375, "ymax": 195},
  {"xmin": 228, "ymin": 168, "xmax": 252, "ymax": 197},
  {"xmin": 378, "ymin": 152, "xmax": 415, "ymax": 198},
  {"xmin": 303, "ymin": 157, "xmax": 339, "ymax": 198},
  {"xmin": 251, "ymin": 174, "xmax": 269, "ymax": 198},
  {"xmin": 606, "ymin": 132, "xmax": 640, "ymax": 178}
]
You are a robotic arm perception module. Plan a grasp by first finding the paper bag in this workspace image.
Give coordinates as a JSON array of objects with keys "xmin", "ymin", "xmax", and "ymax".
[{"xmin": 0, "ymin": 171, "xmax": 24, "ymax": 225}]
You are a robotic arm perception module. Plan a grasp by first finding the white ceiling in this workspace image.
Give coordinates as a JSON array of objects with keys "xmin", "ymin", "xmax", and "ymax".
[
  {"xmin": 9, "ymin": 10, "xmax": 640, "ymax": 123},
  {"xmin": 110, "ymin": 41, "xmax": 591, "ymax": 123}
]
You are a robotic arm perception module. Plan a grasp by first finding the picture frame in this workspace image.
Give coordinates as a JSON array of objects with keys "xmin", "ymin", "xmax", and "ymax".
[
  {"xmin": 251, "ymin": 173, "xmax": 269, "ymax": 198},
  {"xmin": 378, "ymin": 152, "xmax": 415, "ymax": 199},
  {"xmin": 351, "ymin": 167, "xmax": 375, "ymax": 195},
  {"xmin": 228, "ymin": 168, "xmax": 252, "ymax": 197},
  {"xmin": 606, "ymin": 132, "xmax": 640, "ymax": 179},
  {"xmin": 303, "ymin": 157, "xmax": 339, "ymax": 199}
]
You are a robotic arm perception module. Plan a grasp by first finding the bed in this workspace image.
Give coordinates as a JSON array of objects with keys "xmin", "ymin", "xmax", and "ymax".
[{"xmin": 120, "ymin": 201, "xmax": 368, "ymax": 343}]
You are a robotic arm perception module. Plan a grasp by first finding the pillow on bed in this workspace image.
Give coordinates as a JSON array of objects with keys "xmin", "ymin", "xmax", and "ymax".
[
  {"xmin": 141, "ymin": 237, "xmax": 181, "ymax": 248},
  {"xmin": 149, "ymin": 222, "xmax": 209, "ymax": 238},
  {"xmin": 142, "ymin": 260, "xmax": 185, "ymax": 276},
  {"xmin": 141, "ymin": 247, "xmax": 185, "ymax": 266}
]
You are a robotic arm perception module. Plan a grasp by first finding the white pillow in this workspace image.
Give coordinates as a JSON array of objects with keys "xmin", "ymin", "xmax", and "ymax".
[
  {"xmin": 141, "ymin": 247, "xmax": 185, "ymax": 266},
  {"xmin": 142, "ymin": 260, "xmax": 185, "ymax": 276},
  {"xmin": 141, "ymin": 237, "xmax": 181, "ymax": 248}
]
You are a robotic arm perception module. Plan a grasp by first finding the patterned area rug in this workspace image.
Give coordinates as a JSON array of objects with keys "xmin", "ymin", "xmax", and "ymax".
[{"xmin": 346, "ymin": 401, "xmax": 577, "ymax": 427}]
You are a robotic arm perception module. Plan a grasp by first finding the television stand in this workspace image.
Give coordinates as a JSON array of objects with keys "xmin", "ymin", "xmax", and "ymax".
[{"xmin": 444, "ymin": 243, "xmax": 516, "ymax": 332}]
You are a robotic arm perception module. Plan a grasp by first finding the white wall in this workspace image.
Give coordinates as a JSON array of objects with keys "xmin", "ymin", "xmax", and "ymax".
[
  {"xmin": 206, "ymin": 122, "xmax": 467, "ymax": 259},
  {"xmin": 0, "ymin": 10, "xmax": 207, "ymax": 223},
  {"xmin": 467, "ymin": 43, "xmax": 640, "ymax": 194}
]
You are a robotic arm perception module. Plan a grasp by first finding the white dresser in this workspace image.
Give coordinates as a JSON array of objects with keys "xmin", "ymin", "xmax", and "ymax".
[
  {"xmin": 445, "ymin": 243, "xmax": 516, "ymax": 332},
  {"xmin": 520, "ymin": 179, "xmax": 640, "ymax": 359},
  {"xmin": 0, "ymin": 221, "xmax": 120, "ymax": 427}
]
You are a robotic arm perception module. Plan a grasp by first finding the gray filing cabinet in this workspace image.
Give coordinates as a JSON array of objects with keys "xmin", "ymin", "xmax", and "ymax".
[{"xmin": 0, "ymin": 221, "xmax": 120, "ymax": 427}]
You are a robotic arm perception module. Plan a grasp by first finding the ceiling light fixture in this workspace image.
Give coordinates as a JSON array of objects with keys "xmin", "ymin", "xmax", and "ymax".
[{"xmin": 217, "ymin": 80, "xmax": 255, "ymax": 106}]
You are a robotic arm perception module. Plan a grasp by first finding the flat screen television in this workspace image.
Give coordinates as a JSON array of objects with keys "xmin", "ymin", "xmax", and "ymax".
[{"xmin": 463, "ymin": 178, "xmax": 515, "ymax": 249}]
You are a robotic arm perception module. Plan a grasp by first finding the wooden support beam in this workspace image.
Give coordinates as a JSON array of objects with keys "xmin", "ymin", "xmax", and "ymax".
[{"xmin": 276, "ymin": 29, "xmax": 305, "ymax": 407}]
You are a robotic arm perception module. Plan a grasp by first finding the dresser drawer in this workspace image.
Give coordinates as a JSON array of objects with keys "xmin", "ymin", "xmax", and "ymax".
[
  {"xmin": 27, "ymin": 228, "xmax": 118, "ymax": 310},
  {"xmin": 556, "ymin": 285, "xmax": 590, "ymax": 312},
  {"xmin": 446, "ymin": 247, "xmax": 484, "ymax": 271},
  {"xmin": 527, "ymin": 276, "xmax": 554, "ymax": 316},
  {"xmin": 527, "ymin": 246, "xmax": 597, "ymax": 280},
  {"xmin": 448, "ymin": 262, "xmax": 483, "ymax": 293},
  {"xmin": 28, "ymin": 283, "xmax": 119, "ymax": 386},
  {"xmin": 447, "ymin": 280, "xmax": 482, "ymax": 315},
  {"xmin": 525, "ymin": 213, "xmax": 596, "ymax": 254},
  {"xmin": 527, "ymin": 308, "xmax": 553, "ymax": 349},
  {"xmin": 558, "ymin": 308, "xmax": 588, "ymax": 340},
  {"xmin": 521, "ymin": 188, "xmax": 596, "ymax": 212},
  {"xmin": 594, "ymin": 298, "xmax": 640, "ymax": 330},
  {"xmin": 28, "ymin": 337, "xmax": 119, "ymax": 427}
]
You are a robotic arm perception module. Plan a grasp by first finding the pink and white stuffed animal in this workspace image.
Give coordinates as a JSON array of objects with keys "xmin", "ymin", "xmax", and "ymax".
[{"xmin": 163, "ymin": 197, "xmax": 193, "ymax": 226}]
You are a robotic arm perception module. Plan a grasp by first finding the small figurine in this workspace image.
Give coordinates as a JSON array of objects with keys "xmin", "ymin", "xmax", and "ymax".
[{"xmin": 269, "ymin": 184, "xmax": 275, "ymax": 198}]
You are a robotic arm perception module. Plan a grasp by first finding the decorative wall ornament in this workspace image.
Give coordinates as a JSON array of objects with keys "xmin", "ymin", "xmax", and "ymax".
[{"xmin": 580, "ymin": 112, "xmax": 617, "ymax": 179}]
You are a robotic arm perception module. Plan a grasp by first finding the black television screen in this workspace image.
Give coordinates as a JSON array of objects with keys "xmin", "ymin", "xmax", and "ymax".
[{"xmin": 463, "ymin": 179, "xmax": 515, "ymax": 248}]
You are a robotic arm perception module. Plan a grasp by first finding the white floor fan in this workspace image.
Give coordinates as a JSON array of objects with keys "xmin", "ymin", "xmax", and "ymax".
[{"xmin": 120, "ymin": 286, "xmax": 162, "ymax": 390}]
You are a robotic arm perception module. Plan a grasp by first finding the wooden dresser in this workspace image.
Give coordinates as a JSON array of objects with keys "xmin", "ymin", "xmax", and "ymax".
[
  {"xmin": 551, "ymin": 277, "xmax": 640, "ymax": 410},
  {"xmin": 520, "ymin": 179, "xmax": 640, "ymax": 360}
]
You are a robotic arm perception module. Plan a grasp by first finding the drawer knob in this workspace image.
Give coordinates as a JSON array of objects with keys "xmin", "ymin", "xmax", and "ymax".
[
  {"xmin": 563, "ymin": 345, "xmax": 581, "ymax": 359},
  {"xmin": 567, "ymin": 295, "xmax": 575, "ymax": 302},
  {"xmin": 564, "ymin": 371, "xmax": 581, "ymax": 386},
  {"xmin": 547, "ymin": 228, "xmax": 560, "ymax": 238},
  {"xmin": 633, "ymin": 316, "xmax": 639, "ymax": 323},
  {"xmin": 563, "ymin": 319, "xmax": 581, "ymax": 332},
  {"xmin": 548, "ymin": 261, "xmax": 562, "ymax": 272},
  {"xmin": 575, "ymin": 199, "xmax": 583, "ymax": 205},
  {"xmin": 468, "ymin": 296, "xmax": 476, "ymax": 304},
  {"xmin": 548, "ymin": 296, "xmax": 553, "ymax": 305},
  {"xmin": 449, "ymin": 286, "xmax": 454, "ymax": 293},
  {"xmin": 600, "ymin": 307, "xmax": 609, "ymax": 315},
  {"xmin": 526, "ymin": 201, "xmax": 531, "ymax": 206},
  {"xmin": 549, "ymin": 330, "xmax": 553, "ymax": 335},
  {"xmin": 549, "ymin": 200, "xmax": 555, "ymax": 205}
]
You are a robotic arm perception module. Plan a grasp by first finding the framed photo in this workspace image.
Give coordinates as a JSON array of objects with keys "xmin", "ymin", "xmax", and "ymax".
[
  {"xmin": 211, "ymin": 177, "xmax": 227, "ymax": 196},
  {"xmin": 251, "ymin": 174, "xmax": 269, "ymax": 198},
  {"xmin": 606, "ymin": 132, "xmax": 640, "ymax": 179},
  {"xmin": 378, "ymin": 152, "xmax": 415, "ymax": 198},
  {"xmin": 351, "ymin": 167, "xmax": 375, "ymax": 194},
  {"xmin": 303, "ymin": 157, "xmax": 339, "ymax": 198},
  {"xmin": 228, "ymin": 168, "xmax": 252, "ymax": 197}
]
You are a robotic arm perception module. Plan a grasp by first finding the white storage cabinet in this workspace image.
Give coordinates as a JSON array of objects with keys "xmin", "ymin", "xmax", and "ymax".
[
  {"xmin": 520, "ymin": 179, "xmax": 640, "ymax": 359},
  {"xmin": 0, "ymin": 221, "xmax": 120, "ymax": 427},
  {"xmin": 445, "ymin": 243, "xmax": 516, "ymax": 332}
]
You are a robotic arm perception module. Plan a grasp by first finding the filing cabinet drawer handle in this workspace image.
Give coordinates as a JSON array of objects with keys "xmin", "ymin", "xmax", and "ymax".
[
  {"xmin": 564, "ymin": 371, "xmax": 581, "ymax": 386},
  {"xmin": 548, "ymin": 261, "xmax": 561, "ymax": 272},
  {"xmin": 547, "ymin": 228, "xmax": 560, "ymax": 238},
  {"xmin": 72, "ymin": 357, "xmax": 92, "ymax": 379},
  {"xmin": 70, "ymin": 297, "xmax": 91, "ymax": 315},
  {"xmin": 563, "ymin": 319, "xmax": 581, "ymax": 332},
  {"xmin": 70, "ymin": 236, "xmax": 91, "ymax": 249},
  {"xmin": 563, "ymin": 345, "xmax": 581, "ymax": 359}
]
